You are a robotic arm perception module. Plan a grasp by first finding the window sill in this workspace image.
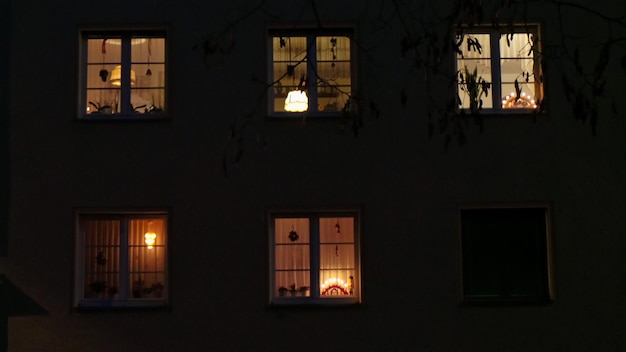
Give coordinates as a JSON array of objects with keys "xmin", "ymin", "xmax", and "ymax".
[
  {"xmin": 270, "ymin": 296, "xmax": 359, "ymax": 305},
  {"xmin": 76, "ymin": 299, "xmax": 168, "ymax": 310},
  {"xmin": 461, "ymin": 295, "xmax": 553, "ymax": 306},
  {"xmin": 458, "ymin": 108, "xmax": 545, "ymax": 117},
  {"xmin": 267, "ymin": 111, "xmax": 343, "ymax": 120},
  {"xmin": 268, "ymin": 298, "xmax": 362, "ymax": 310},
  {"xmin": 79, "ymin": 113, "xmax": 168, "ymax": 121}
]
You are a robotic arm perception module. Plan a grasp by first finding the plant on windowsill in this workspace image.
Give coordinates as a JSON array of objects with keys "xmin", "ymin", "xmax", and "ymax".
[
  {"xmin": 88, "ymin": 101, "xmax": 112, "ymax": 114},
  {"xmin": 298, "ymin": 286, "xmax": 310, "ymax": 297},
  {"xmin": 132, "ymin": 280, "xmax": 164, "ymax": 298},
  {"xmin": 130, "ymin": 104, "xmax": 164, "ymax": 114},
  {"xmin": 88, "ymin": 281, "xmax": 107, "ymax": 298},
  {"xmin": 149, "ymin": 282, "xmax": 164, "ymax": 298},
  {"xmin": 458, "ymin": 66, "xmax": 490, "ymax": 115},
  {"xmin": 132, "ymin": 279, "xmax": 145, "ymax": 298},
  {"xmin": 278, "ymin": 286, "xmax": 289, "ymax": 297}
]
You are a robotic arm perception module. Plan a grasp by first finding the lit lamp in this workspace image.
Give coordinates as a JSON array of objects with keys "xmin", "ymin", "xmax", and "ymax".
[
  {"xmin": 110, "ymin": 65, "xmax": 136, "ymax": 86},
  {"xmin": 144, "ymin": 232, "xmax": 157, "ymax": 249},
  {"xmin": 501, "ymin": 91, "xmax": 537, "ymax": 109},
  {"xmin": 284, "ymin": 75, "xmax": 308, "ymax": 112},
  {"xmin": 284, "ymin": 90, "xmax": 308, "ymax": 112}
]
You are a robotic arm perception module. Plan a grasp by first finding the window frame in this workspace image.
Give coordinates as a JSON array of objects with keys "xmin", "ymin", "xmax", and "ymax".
[
  {"xmin": 73, "ymin": 209, "xmax": 169, "ymax": 309},
  {"xmin": 267, "ymin": 26, "xmax": 356, "ymax": 118},
  {"xmin": 455, "ymin": 24, "xmax": 543, "ymax": 115},
  {"xmin": 268, "ymin": 207, "xmax": 362, "ymax": 306},
  {"xmin": 457, "ymin": 203, "xmax": 555, "ymax": 305},
  {"xmin": 78, "ymin": 28, "xmax": 169, "ymax": 121}
]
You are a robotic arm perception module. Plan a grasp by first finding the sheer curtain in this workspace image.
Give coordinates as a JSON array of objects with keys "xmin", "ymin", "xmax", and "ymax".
[
  {"xmin": 83, "ymin": 219, "xmax": 120, "ymax": 299},
  {"xmin": 319, "ymin": 217, "xmax": 355, "ymax": 296},
  {"xmin": 129, "ymin": 218, "xmax": 166, "ymax": 299},
  {"xmin": 274, "ymin": 218, "xmax": 310, "ymax": 295},
  {"xmin": 82, "ymin": 217, "xmax": 166, "ymax": 300}
]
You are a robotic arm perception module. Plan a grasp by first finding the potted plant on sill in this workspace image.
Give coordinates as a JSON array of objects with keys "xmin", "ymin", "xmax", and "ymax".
[
  {"xmin": 298, "ymin": 286, "xmax": 310, "ymax": 297},
  {"xmin": 88, "ymin": 281, "xmax": 106, "ymax": 298},
  {"xmin": 278, "ymin": 286, "xmax": 289, "ymax": 297},
  {"xmin": 88, "ymin": 101, "xmax": 112, "ymax": 114},
  {"xmin": 458, "ymin": 66, "xmax": 490, "ymax": 115}
]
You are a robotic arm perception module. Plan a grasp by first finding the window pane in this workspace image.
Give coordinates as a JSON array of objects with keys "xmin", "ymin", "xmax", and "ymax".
[
  {"xmin": 320, "ymin": 270, "xmax": 355, "ymax": 296},
  {"xmin": 319, "ymin": 217, "xmax": 354, "ymax": 243},
  {"xmin": 461, "ymin": 207, "xmax": 550, "ymax": 301},
  {"xmin": 86, "ymin": 38, "xmax": 121, "ymax": 115},
  {"xmin": 272, "ymin": 36, "xmax": 307, "ymax": 113},
  {"xmin": 82, "ymin": 219, "xmax": 120, "ymax": 299},
  {"xmin": 457, "ymin": 33, "xmax": 491, "ymax": 59},
  {"xmin": 456, "ymin": 33, "xmax": 492, "ymax": 110},
  {"xmin": 316, "ymin": 36, "xmax": 351, "ymax": 113},
  {"xmin": 131, "ymin": 38, "xmax": 166, "ymax": 113},
  {"xmin": 500, "ymin": 33, "xmax": 538, "ymax": 109},
  {"xmin": 274, "ymin": 218, "xmax": 310, "ymax": 296},
  {"xmin": 129, "ymin": 218, "xmax": 166, "ymax": 299},
  {"xmin": 319, "ymin": 217, "xmax": 355, "ymax": 296}
]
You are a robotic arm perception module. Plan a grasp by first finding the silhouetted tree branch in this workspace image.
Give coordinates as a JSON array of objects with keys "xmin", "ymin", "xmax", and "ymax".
[{"xmin": 194, "ymin": 0, "xmax": 626, "ymax": 171}]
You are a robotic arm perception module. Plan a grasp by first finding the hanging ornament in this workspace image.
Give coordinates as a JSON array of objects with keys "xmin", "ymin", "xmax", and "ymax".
[
  {"xmin": 146, "ymin": 38, "xmax": 152, "ymax": 76},
  {"xmin": 335, "ymin": 220, "xmax": 341, "ymax": 256},
  {"xmin": 96, "ymin": 251, "xmax": 107, "ymax": 266},
  {"xmin": 288, "ymin": 226, "xmax": 299, "ymax": 242},
  {"xmin": 99, "ymin": 39, "xmax": 109, "ymax": 82}
]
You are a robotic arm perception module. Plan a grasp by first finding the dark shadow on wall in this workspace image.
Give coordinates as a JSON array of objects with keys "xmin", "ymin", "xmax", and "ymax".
[{"xmin": 1, "ymin": 275, "xmax": 49, "ymax": 352}]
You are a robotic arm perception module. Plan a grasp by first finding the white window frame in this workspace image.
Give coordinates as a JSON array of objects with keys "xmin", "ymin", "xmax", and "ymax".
[
  {"xmin": 456, "ymin": 25, "xmax": 543, "ymax": 114},
  {"xmin": 268, "ymin": 208, "xmax": 361, "ymax": 306},
  {"xmin": 267, "ymin": 27, "xmax": 355, "ymax": 118},
  {"xmin": 73, "ymin": 209, "xmax": 169, "ymax": 309},
  {"xmin": 78, "ymin": 28, "xmax": 168, "ymax": 120}
]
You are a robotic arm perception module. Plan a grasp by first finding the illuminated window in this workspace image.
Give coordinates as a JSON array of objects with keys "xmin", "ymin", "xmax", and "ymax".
[
  {"xmin": 74, "ymin": 211, "xmax": 168, "ymax": 308},
  {"xmin": 269, "ymin": 29, "xmax": 353, "ymax": 116},
  {"xmin": 269, "ymin": 209, "xmax": 360, "ymax": 305},
  {"xmin": 79, "ymin": 29, "xmax": 166, "ymax": 119},
  {"xmin": 459, "ymin": 205, "xmax": 553, "ymax": 304},
  {"xmin": 456, "ymin": 26, "xmax": 543, "ymax": 112}
]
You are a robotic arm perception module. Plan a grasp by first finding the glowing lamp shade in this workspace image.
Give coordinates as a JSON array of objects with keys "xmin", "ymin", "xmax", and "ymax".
[
  {"xmin": 284, "ymin": 90, "xmax": 308, "ymax": 112},
  {"xmin": 110, "ymin": 65, "xmax": 136, "ymax": 86},
  {"xmin": 144, "ymin": 232, "xmax": 157, "ymax": 249}
]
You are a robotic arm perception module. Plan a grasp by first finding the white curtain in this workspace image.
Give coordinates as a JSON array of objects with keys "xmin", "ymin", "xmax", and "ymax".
[
  {"xmin": 319, "ymin": 217, "xmax": 355, "ymax": 296},
  {"xmin": 274, "ymin": 218, "xmax": 310, "ymax": 294}
]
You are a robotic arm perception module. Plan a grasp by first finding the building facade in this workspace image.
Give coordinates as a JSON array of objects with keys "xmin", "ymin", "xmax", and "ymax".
[{"xmin": 4, "ymin": 0, "xmax": 626, "ymax": 350}]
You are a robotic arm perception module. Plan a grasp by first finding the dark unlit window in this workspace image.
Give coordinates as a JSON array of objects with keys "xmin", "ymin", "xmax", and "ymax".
[{"xmin": 460, "ymin": 206, "xmax": 552, "ymax": 304}]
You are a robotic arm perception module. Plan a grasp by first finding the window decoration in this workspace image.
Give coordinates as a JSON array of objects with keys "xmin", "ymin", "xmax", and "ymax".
[
  {"xmin": 269, "ymin": 210, "xmax": 360, "ymax": 305},
  {"xmin": 456, "ymin": 26, "xmax": 543, "ymax": 113},
  {"xmin": 80, "ymin": 30, "xmax": 166, "ymax": 118},
  {"xmin": 269, "ymin": 29, "xmax": 353, "ymax": 116},
  {"xmin": 74, "ymin": 211, "xmax": 168, "ymax": 308},
  {"xmin": 459, "ymin": 204, "xmax": 553, "ymax": 304}
]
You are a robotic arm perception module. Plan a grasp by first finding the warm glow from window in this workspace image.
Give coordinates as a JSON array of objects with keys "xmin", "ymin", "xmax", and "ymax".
[
  {"xmin": 109, "ymin": 65, "xmax": 136, "ymax": 86},
  {"xmin": 284, "ymin": 90, "xmax": 308, "ymax": 112},
  {"xmin": 271, "ymin": 213, "xmax": 359, "ymax": 304},
  {"xmin": 456, "ymin": 28, "xmax": 542, "ymax": 112},
  {"xmin": 144, "ymin": 232, "xmax": 156, "ymax": 249},
  {"xmin": 83, "ymin": 33, "xmax": 166, "ymax": 116},
  {"xmin": 76, "ymin": 213, "xmax": 168, "ymax": 307},
  {"xmin": 270, "ymin": 33, "xmax": 352, "ymax": 114}
]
